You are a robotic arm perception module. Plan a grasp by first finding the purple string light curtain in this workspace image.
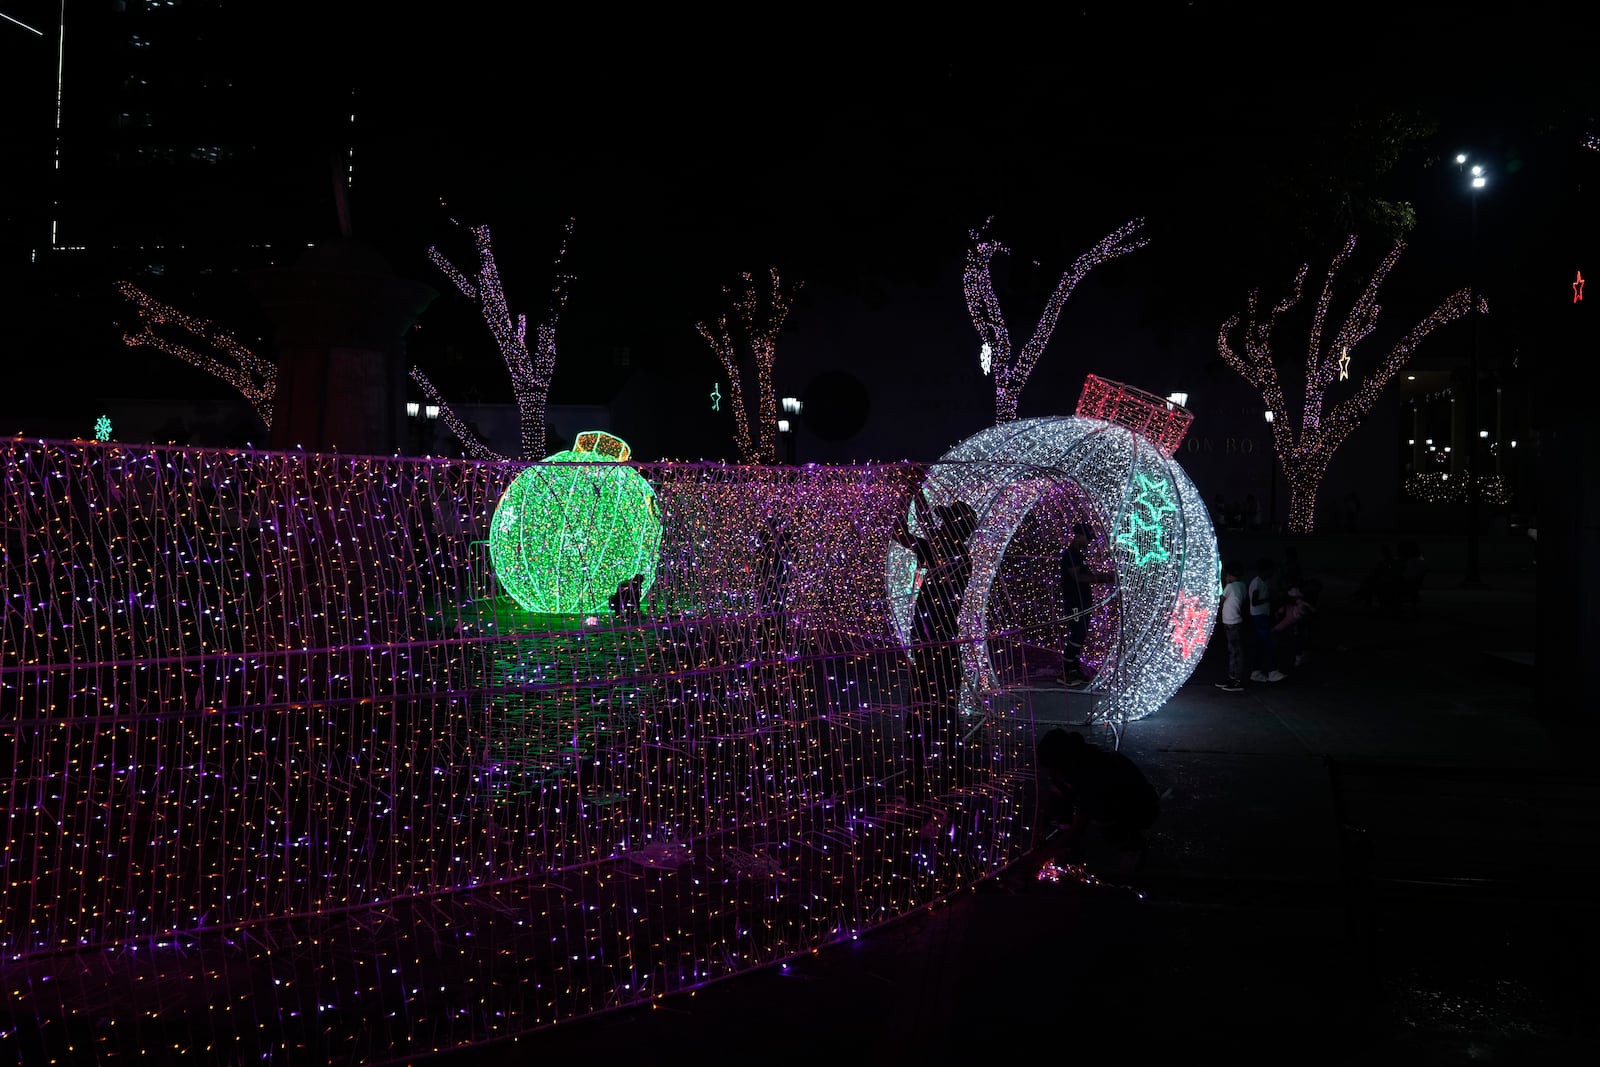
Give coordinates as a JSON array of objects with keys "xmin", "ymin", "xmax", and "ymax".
[{"xmin": 1, "ymin": 440, "xmax": 1044, "ymax": 1061}]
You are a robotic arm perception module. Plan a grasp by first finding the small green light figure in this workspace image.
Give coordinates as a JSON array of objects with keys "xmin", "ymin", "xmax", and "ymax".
[
  {"xmin": 92, "ymin": 415, "xmax": 113, "ymax": 442},
  {"xmin": 488, "ymin": 431, "xmax": 663, "ymax": 615}
]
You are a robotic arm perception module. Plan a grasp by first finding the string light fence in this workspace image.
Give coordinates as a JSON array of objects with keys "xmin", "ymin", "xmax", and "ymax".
[{"xmin": 2, "ymin": 438, "xmax": 1092, "ymax": 1062}]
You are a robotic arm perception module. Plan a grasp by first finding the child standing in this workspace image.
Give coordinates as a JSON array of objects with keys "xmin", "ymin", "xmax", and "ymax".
[
  {"xmin": 1214, "ymin": 561, "xmax": 1247, "ymax": 692},
  {"xmin": 1274, "ymin": 585, "xmax": 1316, "ymax": 667},
  {"xmin": 1249, "ymin": 556, "xmax": 1286, "ymax": 682}
]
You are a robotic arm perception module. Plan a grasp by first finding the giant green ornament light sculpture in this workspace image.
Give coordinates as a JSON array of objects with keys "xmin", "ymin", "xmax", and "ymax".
[{"xmin": 489, "ymin": 431, "xmax": 662, "ymax": 615}]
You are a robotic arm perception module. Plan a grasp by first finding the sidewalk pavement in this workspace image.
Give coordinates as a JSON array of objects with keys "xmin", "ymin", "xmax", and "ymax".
[{"xmin": 454, "ymin": 536, "xmax": 1600, "ymax": 1066}]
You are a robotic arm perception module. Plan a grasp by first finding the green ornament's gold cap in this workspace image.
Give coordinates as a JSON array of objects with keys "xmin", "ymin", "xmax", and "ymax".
[{"xmin": 574, "ymin": 431, "xmax": 630, "ymax": 462}]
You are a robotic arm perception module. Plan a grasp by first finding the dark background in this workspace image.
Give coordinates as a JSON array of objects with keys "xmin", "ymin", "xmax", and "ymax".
[{"xmin": 1, "ymin": 2, "xmax": 1595, "ymax": 468}]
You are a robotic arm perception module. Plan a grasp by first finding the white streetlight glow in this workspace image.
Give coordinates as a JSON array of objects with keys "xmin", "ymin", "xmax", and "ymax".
[
  {"xmin": 1455, "ymin": 153, "xmax": 1467, "ymax": 164},
  {"xmin": 1472, "ymin": 176, "xmax": 1487, "ymax": 188}
]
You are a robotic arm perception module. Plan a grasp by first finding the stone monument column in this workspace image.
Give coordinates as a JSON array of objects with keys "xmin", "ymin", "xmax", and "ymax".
[{"xmin": 248, "ymin": 240, "xmax": 436, "ymax": 455}]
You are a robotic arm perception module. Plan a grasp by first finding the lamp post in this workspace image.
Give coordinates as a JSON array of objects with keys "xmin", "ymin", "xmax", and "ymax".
[
  {"xmin": 1263, "ymin": 409, "xmax": 1275, "ymax": 532},
  {"xmin": 406, "ymin": 401, "xmax": 439, "ymax": 454},
  {"xmin": 780, "ymin": 397, "xmax": 802, "ymax": 463},
  {"xmin": 1459, "ymin": 154, "xmax": 1488, "ymax": 587}
]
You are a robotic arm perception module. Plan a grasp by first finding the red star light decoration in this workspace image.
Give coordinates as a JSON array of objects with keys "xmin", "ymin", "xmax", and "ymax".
[
  {"xmin": 1575, "ymin": 271, "xmax": 1585, "ymax": 303},
  {"xmin": 1169, "ymin": 592, "xmax": 1211, "ymax": 660}
]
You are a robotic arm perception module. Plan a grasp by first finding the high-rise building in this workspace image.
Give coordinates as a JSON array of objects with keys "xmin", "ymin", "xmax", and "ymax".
[{"xmin": 1, "ymin": 1, "xmax": 368, "ymax": 428}]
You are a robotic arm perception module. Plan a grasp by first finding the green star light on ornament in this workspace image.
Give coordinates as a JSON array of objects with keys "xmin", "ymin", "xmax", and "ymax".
[
  {"xmin": 1115, "ymin": 473, "xmax": 1176, "ymax": 567},
  {"xmin": 1116, "ymin": 510, "xmax": 1170, "ymax": 567},
  {"xmin": 1128, "ymin": 472, "xmax": 1177, "ymax": 522}
]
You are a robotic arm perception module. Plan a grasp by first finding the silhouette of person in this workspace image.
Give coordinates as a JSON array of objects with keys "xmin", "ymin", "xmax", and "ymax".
[
  {"xmin": 1033, "ymin": 728, "xmax": 1159, "ymax": 871},
  {"xmin": 893, "ymin": 491, "xmax": 978, "ymax": 801},
  {"xmin": 1059, "ymin": 521, "xmax": 1113, "ymax": 686},
  {"xmin": 609, "ymin": 572, "xmax": 645, "ymax": 621}
]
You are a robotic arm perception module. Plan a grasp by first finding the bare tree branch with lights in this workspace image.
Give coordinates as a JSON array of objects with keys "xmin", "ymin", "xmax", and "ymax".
[
  {"xmin": 415, "ymin": 215, "xmax": 575, "ymax": 461},
  {"xmin": 963, "ymin": 216, "xmax": 1148, "ymax": 424},
  {"xmin": 695, "ymin": 268, "xmax": 802, "ymax": 464},
  {"xmin": 1218, "ymin": 235, "xmax": 1486, "ymax": 532},
  {"xmin": 115, "ymin": 281, "xmax": 278, "ymax": 428}
]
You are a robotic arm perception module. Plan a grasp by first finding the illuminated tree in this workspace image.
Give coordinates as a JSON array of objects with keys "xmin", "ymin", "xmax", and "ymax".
[
  {"xmin": 1218, "ymin": 235, "xmax": 1486, "ymax": 533},
  {"xmin": 116, "ymin": 281, "xmax": 277, "ymax": 427},
  {"xmin": 695, "ymin": 268, "xmax": 802, "ymax": 464},
  {"xmin": 414, "ymin": 216, "xmax": 575, "ymax": 461},
  {"xmin": 963, "ymin": 216, "xmax": 1147, "ymax": 424}
]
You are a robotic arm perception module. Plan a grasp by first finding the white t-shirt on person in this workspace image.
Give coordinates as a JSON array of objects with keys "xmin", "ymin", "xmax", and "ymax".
[
  {"xmin": 1220, "ymin": 580, "xmax": 1246, "ymax": 625},
  {"xmin": 1248, "ymin": 574, "xmax": 1271, "ymax": 617}
]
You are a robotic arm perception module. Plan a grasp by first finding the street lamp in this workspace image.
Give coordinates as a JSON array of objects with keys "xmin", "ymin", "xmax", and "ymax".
[
  {"xmin": 1458, "ymin": 153, "xmax": 1488, "ymax": 587},
  {"xmin": 1263, "ymin": 409, "xmax": 1275, "ymax": 531},
  {"xmin": 780, "ymin": 397, "xmax": 801, "ymax": 462}
]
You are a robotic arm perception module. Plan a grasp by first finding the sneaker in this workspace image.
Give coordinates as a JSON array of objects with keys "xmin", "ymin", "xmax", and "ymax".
[
  {"xmin": 1250, "ymin": 670, "xmax": 1268, "ymax": 682},
  {"xmin": 1266, "ymin": 670, "xmax": 1287, "ymax": 682},
  {"xmin": 1215, "ymin": 680, "xmax": 1244, "ymax": 692}
]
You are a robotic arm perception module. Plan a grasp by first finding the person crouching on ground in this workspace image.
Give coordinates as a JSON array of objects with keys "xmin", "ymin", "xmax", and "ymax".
[{"xmin": 1031, "ymin": 728, "xmax": 1159, "ymax": 877}]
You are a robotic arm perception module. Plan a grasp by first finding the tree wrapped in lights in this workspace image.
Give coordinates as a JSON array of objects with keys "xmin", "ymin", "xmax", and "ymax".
[
  {"xmin": 414, "ymin": 216, "xmax": 576, "ymax": 461},
  {"xmin": 116, "ymin": 281, "xmax": 277, "ymax": 427},
  {"xmin": 1218, "ymin": 236, "xmax": 1485, "ymax": 532},
  {"xmin": 963, "ymin": 217, "xmax": 1148, "ymax": 424},
  {"xmin": 696, "ymin": 268, "xmax": 802, "ymax": 464}
]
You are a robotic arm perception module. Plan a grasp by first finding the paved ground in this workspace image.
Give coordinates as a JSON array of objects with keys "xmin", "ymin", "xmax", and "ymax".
[{"xmin": 425, "ymin": 531, "xmax": 1600, "ymax": 1066}]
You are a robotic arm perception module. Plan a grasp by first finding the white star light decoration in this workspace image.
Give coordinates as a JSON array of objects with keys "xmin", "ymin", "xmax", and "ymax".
[{"xmin": 1337, "ymin": 346, "xmax": 1351, "ymax": 381}]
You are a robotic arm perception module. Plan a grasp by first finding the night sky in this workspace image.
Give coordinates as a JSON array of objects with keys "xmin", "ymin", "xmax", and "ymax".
[{"xmin": 1, "ymin": 1, "xmax": 1594, "ymax": 460}]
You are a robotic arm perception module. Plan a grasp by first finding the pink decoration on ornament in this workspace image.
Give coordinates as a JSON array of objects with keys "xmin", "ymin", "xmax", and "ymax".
[{"xmin": 1074, "ymin": 375, "xmax": 1194, "ymax": 456}]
